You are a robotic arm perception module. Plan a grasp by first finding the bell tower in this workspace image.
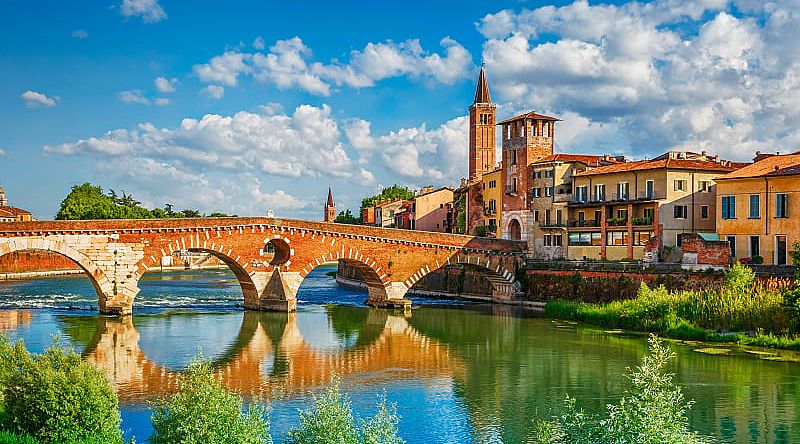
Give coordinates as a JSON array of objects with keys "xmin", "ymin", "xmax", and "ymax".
[
  {"xmin": 324, "ymin": 187, "xmax": 336, "ymax": 223},
  {"xmin": 469, "ymin": 66, "xmax": 497, "ymax": 183}
]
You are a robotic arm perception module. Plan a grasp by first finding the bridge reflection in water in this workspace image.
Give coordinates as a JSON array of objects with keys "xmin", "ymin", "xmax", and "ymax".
[{"xmin": 71, "ymin": 308, "xmax": 464, "ymax": 404}]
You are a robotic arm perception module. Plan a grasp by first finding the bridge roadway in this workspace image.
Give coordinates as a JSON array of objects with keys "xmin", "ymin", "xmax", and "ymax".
[{"xmin": 0, "ymin": 217, "xmax": 526, "ymax": 315}]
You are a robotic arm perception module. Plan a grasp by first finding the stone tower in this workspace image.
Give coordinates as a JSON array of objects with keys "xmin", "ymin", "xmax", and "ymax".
[
  {"xmin": 324, "ymin": 187, "xmax": 336, "ymax": 222},
  {"xmin": 0, "ymin": 185, "xmax": 6, "ymax": 207},
  {"xmin": 469, "ymin": 66, "xmax": 497, "ymax": 183}
]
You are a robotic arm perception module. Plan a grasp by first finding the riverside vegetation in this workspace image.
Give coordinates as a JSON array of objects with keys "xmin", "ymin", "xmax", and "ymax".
[
  {"xmin": 544, "ymin": 249, "xmax": 800, "ymax": 350},
  {"xmin": 0, "ymin": 337, "xmax": 403, "ymax": 444}
]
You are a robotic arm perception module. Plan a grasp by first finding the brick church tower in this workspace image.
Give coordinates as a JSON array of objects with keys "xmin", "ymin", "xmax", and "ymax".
[
  {"xmin": 469, "ymin": 66, "xmax": 497, "ymax": 183},
  {"xmin": 324, "ymin": 187, "xmax": 336, "ymax": 223}
]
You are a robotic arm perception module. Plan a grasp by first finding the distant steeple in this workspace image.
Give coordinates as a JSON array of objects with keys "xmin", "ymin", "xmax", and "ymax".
[
  {"xmin": 0, "ymin": 185, "xmax": 6, "ymax": 207},
  {"xmin": 324, "ymin": 187, "xmax": 336, "ymax": 223},
  {"xmin": 473, "ymin": 65, "xmax": 492, "ymax": 104}
]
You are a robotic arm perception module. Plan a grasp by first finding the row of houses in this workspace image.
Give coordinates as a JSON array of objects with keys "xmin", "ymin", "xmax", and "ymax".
[
  {"xmin": 330, "ymin": 68, "xmax": 799, "ymax": 267},
  {"xmin": 0, "ymin": 186, "xmax": 33, "ymax": 222}
]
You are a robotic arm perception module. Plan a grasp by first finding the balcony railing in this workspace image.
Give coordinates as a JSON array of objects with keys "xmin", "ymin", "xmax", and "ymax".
[
  {"xmin": 570, "ymin": 190, "xmax": 665, "ymax": 204},
  {"xmin": 539, "ymin": 221, "xmax": 567, "ymax": 228},
  {"xmin": 569, "ymin": 219, "xmax": 602, "ymax": 228},
  {"xmin": 484, "ymin": 207, "xmax": 497, "ymax": 216}
]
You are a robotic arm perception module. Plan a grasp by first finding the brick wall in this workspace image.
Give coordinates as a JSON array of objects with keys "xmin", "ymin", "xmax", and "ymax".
[
  {"xmin": 680, "ymin": 233, "xmax": 730, "ymax": 266},
  {"xmin": 0, "ymin": 250, "xmax": 80, "ymax": 273}
]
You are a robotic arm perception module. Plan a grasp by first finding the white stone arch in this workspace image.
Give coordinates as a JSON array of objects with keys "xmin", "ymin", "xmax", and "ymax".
[{"xmin": 0, "ymin": 237, "xmax": 115, "ymax": 304}]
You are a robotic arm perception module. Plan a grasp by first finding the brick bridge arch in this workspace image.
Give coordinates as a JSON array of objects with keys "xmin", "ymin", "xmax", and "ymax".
[{"xmin": 0, "ymin": 217, "xmax": 525, "ymax": 315}]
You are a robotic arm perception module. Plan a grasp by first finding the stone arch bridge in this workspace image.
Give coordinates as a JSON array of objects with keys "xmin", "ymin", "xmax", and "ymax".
[{"xmin": 0, "ymin": 217, "xmax": 525, "ymax": 315}]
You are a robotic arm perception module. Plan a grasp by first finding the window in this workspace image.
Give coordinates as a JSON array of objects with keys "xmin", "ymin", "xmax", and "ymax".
[
  {"xmin": 576, "ymin": 186, "xmax": 588, "ymax": 202},
  {"xmin": 488, "ymin": 180, "xmax": 496, "ymax": 189},
  {"xmin": 698, "ymin": 181, "xmax": 710, "ymax": 192},
  {"xmin": 511, "ymin": 149, "xmax": 517, "ymax": 165},
  {"xmin": 569, "ymin": 232, "xmax": 602, "ymax": 246},
  {"xmin": 776, "ymin": 193, "xmax": 788, "ymax": 218},
  {"xmin": 645, "ymin": 180, "xmax": 655, "ymax": 199},
  {"xmin": 674, "ymin": 179, "xmax": 687, "ymax": 192},
  {"xmin": 545, "ymin": 209, "xmax": 552, "ymax": 225},
  {"xmin": 749, "ymin": 194, "xmax": 760, "ymax": 219},
  {"xmin": 534, "ymin": 171, "xmax": 542, "ymax": 179},
  {"xmin": 553, "ymin": 234, "xmax": 563, "ymax": 246},
  {"xmin": 644, "ymin": 208, "xmax": 655, "ymax": 221},
  {"xmin": 545, "ymin": 169, "xmax": 555, "ymax": 178},
  {"xmin": 512, "ymin": 178, "xmax": 517, "ymax": 193},
  {"xmin": 701, "ymin": 205, "xmax": 709, "ymax": 220},
  {"xmin": 534, "ymin": 210, "xmax": 540, "ymax": 222},
  {"xmin": 674, "ymin": 205, "xmax": 688, "ymax": 219},
  {"xmin": 594, "ymin": 184, "xmax": 606, "ymax": 202},
  {"xmin": 634, "ymin": 231, "xmax": 654, "ymax": 246},
  {"xmin": 488, "ymin": 199, "xmax": 496, "ymax": 212},
  {"xmin": 544, "ymin": 234, "xmax": 552, "ymax": 246},
  {"xmin": 556, "ymin": 210, "xmax": 563, "ymax": 224},
  {"xmin": 606, "ymin": 231, "xmax": 629, "ymax": 246},
  {"xmin": 721, "ymin": 196, "xmax": 736, "ymax": 219},
  {"xmin": 727, "ymin": 235, "xmax": 736, "ymax": 259},
  {"xmin": 617, "ymin": 182, "xmax": 629, "ymax": 200},
  {"xmin": 480, "ymin": 114, "xmax": 487, "ymax": 125},
  {"xmin": 533, "ymin": 188, "xmax": 541, "ymax": 198},
  {"xmin": 545, "ymin": 186, "xmax": 553, "ymax": 197},
  {"xmin": 750, "ymin": 236, "xmax": 760, "ymax": 258}
]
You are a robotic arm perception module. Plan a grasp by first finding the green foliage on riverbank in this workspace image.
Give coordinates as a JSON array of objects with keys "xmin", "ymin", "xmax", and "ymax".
[
  {"xmin": 150, "ymin": 359, "xmax": 270, "ymax": 444},
  {"xmin": 544, "ymin": 263, "xmax": 800, "ymax": 350},
  {"xmin": 535, "ymin": 336, "xmax": 712, "ymax": 444},
  {"xmin": 286, "ymin": 380, "xmax": 403, "ymax": 444},
  {"xmin": 0, "ymin": 337, "xmax": 123, "ymax": 444},
  {"xmin": 55, "ymin": 183, "xmax": 235, "ymax": 220}
]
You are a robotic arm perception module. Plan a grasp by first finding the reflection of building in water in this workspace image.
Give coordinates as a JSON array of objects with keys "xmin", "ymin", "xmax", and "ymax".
[
  {"xmin": 82, "ymin": 310, "xmax": 464, "ymax": 403},
  {"xmin": 0, "ymin": 310, "xmax": 32, "ymax": 331}
]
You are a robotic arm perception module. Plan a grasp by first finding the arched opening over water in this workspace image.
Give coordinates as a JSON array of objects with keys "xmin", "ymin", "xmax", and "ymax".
[
  {"xmin": 262, "ymin": 238, "xmax": 291, "ymax": 266},
  {"xmin": 136, "ymin": 248, "xmax": 255, "ymax": 310},
  {"xmin": 0, "ymin": 240, "xmax": 114, "ymax": 311}
]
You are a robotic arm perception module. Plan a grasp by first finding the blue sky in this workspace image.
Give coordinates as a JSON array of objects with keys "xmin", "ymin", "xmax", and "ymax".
[{"xmin": 1, "ymin": 0, "xmax": 798, "ymax": 219}]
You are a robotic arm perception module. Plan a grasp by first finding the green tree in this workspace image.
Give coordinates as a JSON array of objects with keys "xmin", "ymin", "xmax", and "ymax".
[
  {"xmin": 359, "ymin": 185, "xmax": 414, "ymax": 214},
  {"xmin": 150, "ymin": 359, "xmax": 270, "ymax": 444},
  {"xmin": 55, "ymin": 183, "xmax": 122, "ymax": 220},
  {"xmin": 535, "ymin": 336, "xmax": 711, "ymax": 444},
  {"xmin": 0, "ymin": 336, "xmax": 123, "ymax": 444},
  {"xmin": 286, "ymin": 380, "xmax": 403, "ymax": 444},
  {"xmin": 335, "ymin": 210, "xmax": 361, "ymax": 225},
  {"xmin": 725, "ymin": 262, "xmax": 756, "ymax": 294}
]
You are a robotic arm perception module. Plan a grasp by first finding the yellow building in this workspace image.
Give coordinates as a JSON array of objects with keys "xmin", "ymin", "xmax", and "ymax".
[
  {"xmin": 412, "ymin": 187, "xmax": 454, "ymax": 233},
  {"xmin": 567, "ymin": 151, "xmax": 744, "ymax": 261},
  {"xmin": 480, "ymin": 168, "xmax": 502, "ymax": 236},
  {"xmin": 715, "ymin": 152, "xmax": 800, "ymax": 265}
]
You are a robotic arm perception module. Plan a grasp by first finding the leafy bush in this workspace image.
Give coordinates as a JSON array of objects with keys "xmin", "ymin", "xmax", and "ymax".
[
  {"xmin": 725, "ymin": 262, "xmax": 755, "ymax": 294},
  {"xmin": 150, "ymin": 359, "xmax": 270, "ymax": 444},
  {"xmin": 535, "ymin": 336, "xmax": 712, "ymax": 444},
  {"xmin": 0, "ymin": 336, "xmax": 122, "ymax": 444},
  {"xmin": 286, "ymin": 380, "xmax": 403, "ymax": 444}
]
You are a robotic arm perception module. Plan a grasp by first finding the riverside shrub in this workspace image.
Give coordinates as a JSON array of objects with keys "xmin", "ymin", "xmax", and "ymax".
[
  {"xmin": 150, "ymin": 359, "xmax": 270, "ymax": 444},
  {"xmin": 535, "ymin": 336, "xmax": 712, "ymax": 444},
  {"xmin": 286, "ymin": 380, "xmax": 403, "ymax": 444},
  {"xmin": 0, "ymin": 336, "xmax": 122, "ymax": 444}
]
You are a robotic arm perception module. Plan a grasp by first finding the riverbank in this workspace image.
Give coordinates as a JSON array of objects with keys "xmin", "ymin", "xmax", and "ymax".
[{"xmin": 543, "ymin": 265, "xmax": 800, "ymax": 351}]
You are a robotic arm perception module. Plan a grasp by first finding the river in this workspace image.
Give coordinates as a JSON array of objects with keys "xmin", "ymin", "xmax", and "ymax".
[{"xmin": 0, "ymin": 265, "xmax": 799, "ymax": 443}]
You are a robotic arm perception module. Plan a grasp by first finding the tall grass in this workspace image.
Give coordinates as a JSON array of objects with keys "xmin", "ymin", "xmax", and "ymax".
[{"xmin": 544, "ymin": 263, "xmax": 800, "ymax": 349}]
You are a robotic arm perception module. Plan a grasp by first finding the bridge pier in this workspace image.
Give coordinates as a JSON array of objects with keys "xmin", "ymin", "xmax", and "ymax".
[
  {"xmin": 365, "ymin": 282, "xmax": 411, "ymax": 310},
  {"xmin": 244, "ymin": 269, "xmax": 301, "ymax": 312}
]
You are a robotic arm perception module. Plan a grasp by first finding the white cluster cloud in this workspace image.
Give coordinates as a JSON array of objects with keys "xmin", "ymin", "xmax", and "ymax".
[
  {"xmin": 0, "ymin": 148, "xmax": 6, "ymax": 157},
  {"xmin": 345, "ymin": 116, "xmax": 469, "ymax": 182},
  {"xmin": 478, "ymin": 0, "xmax": 800, "ymax": 160},
  {"xmin": 154, "ymin": 76, "xmax": 177, "ymax": 93},
  {"xmin": 20, "ymin": 90, "xmax": 58, "ymax": 108},
  {"xmin": 118, "ymin": 89, "xmax": 170, "ymax": 106},
  {"xmin": 71, "ymin": 29, "xmax": 89, "ymax": 39},
  {"xmin": 120, "ymin": 0, "xmax": 166, "ymax": 23},
  {"xmin": 200, "ymin": 85, "xmax": 224, "ymax": 100},
  {"xmin": 193, "ymin": 36, "xmax": 473, "ymax": 96}
]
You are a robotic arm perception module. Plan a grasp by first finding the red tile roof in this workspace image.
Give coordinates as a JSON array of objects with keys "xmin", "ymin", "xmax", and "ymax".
[
  {"xmin": 575, "ymin": 158, "xmax": 742, "ymax": 176},
  {"xmin": 497, "ymin": 111, "xmax": 560, "ymax": 125},
  {"xmin": 716, "ymin": 152, "xmax": 800, "ymax": 180},
  {"xmin": 0, "ymin": 206, "xmax": 31, "ymax": 216},
  {"xmin": 534, "ymin": 154, "xmax": 625, "ymax": 167}
]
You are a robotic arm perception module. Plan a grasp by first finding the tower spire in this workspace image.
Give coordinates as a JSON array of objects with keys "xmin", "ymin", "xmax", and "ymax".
[
  {"xmin": 324, "ymin": 187, "xmax": 336, "ymax": 222},
  {"xmin": 327, "ymin": 187, "xmax": 334, "ymax": 207},
  {"xmin": 473, "ymin": 65, "xmax": 491, "ymax": 104}
]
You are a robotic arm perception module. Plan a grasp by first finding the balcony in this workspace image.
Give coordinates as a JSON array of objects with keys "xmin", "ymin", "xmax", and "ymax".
[
  {"xmin": 539, "ymin": 221, "xmax": 567, "ymax": 228},
  {"xmin": 569, "ymin": 219, "xmax": 602, "ymax": 228},
  {"xmin": 484, "ymin": 206, "xmax": 497, "ymax": 216},
  {"xmin": 569, "ymin": 190, "xmax": 664, "ymax": 206}
]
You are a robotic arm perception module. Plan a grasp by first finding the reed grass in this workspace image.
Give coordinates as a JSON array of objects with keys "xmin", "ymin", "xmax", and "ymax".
[{"xmin": 544, "ymin": 263, "xmax": 800, "ymax": 350}]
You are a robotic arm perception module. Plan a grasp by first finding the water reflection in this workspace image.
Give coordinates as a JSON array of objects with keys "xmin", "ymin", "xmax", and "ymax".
[{"xmin": 63, "ymin": 307, "xmax": 463, "ymax": 405}]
